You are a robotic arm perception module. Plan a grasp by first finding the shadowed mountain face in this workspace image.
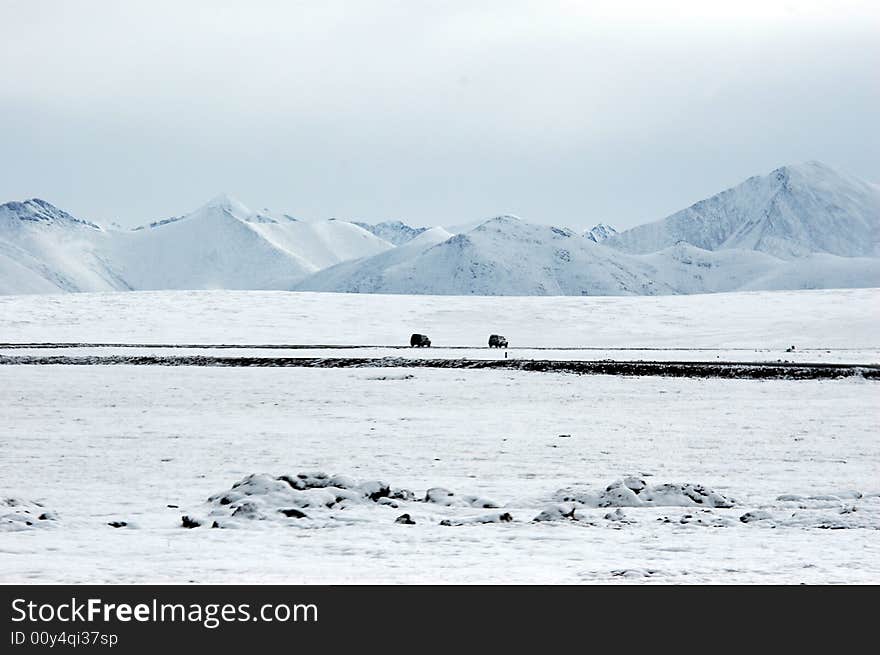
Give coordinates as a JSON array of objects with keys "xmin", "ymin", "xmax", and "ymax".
[
  {"xmin": 2, "ymin": 162, "xmax": 879, "ymax": 295},
  {"xmin": 584, "ymin": 223, "xmax": 618, "ymax": 243}
]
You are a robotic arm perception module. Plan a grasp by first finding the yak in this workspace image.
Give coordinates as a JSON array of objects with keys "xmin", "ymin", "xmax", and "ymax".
[{"xmin": 410, "ymin": 333, "xmax": 431, "ymax": 347}]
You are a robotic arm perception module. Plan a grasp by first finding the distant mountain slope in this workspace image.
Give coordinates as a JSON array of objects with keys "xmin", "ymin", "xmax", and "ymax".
[
  {"xmin": 0, "ymin": 195, "xmax": 393, "ymax": 293},
  {"xmin": 352, "ymin": 220, "xmax": 428, "ymax": 245},
  {"xmin": 298, "ymin": 216, "xmax": 880, "ymax": 296},
  {"xmin": 109, "ymin": 195, "xmax": 318, "ymax": 290},
  {"xmin": 245, "ymin": 217, "xmax": 392, "ymax": 271},
  {"xmin": 114, "ymin": 195, "xmax": 393, "ymax": 290},
  {"xmin": 606, "ymin": 162, "xmax": 880, "ymax": 258},
  {"xmin": 738, "ymin": 253, "xmax": 880, "ymax": 292},
  {"xmin": 296, "ymin": 227, "xmax": 455, "ymax": 293},
  {"xmin": 299, "ymin": 216, "xmax": 674, "ymax": 296},
  {"xmin": 636, "ymin": 243, "xmax": 798, "ymax": 294},
  {"xmin": 0, "ymin": 246, "xmax": 76, "ymax": 294},
  {"xmin": 0, "ymin": 199, "xmax": 129, "ymax": 293}
]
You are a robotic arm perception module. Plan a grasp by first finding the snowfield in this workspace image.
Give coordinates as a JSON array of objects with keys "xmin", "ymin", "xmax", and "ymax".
[
  {"xmin": 0, "ymin": 288, "xmax": 877, "ymax": 583},
  {"xmin": 0, "ymin": 287, "xmax": 877, "ymax": 348},
  {"xmin": 0, "ymin": 365, "xmax": 877, "ymax": 583}
]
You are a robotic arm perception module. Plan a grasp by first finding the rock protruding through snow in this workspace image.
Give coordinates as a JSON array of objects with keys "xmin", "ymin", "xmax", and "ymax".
[{"xmin": 0, "ymin": 497, "xmax": 58, "ymax": 532}]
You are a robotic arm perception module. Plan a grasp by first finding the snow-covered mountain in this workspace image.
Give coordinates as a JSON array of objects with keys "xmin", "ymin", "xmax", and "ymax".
[
  {"xmin": 295, "ymin": 227, "xmax": 455, "ymax": 293},
  {"xmin": 298, "ymin": 213, "xmax": 880, "ymax": 296},
  {"xmin": 584, "ymin": 223, "xmax": 618, "ymax": 243},
  {"xmin": 634, "ymin": 242, "xmax": 880, "ymax": 295},
  {"xmin": 109, "ymin": 195, "xmax": 317, "ymax": 290},
  {"xmin": 2, "ymin": 161, "xmax": 879, "ymax": 296},
  {"xmin": 300, "ymin": 216, "xmax": 675, "ymax": 295},
  {"xmin": 117, "ymin": 195, "xmax": 394, "ymax": 290},
  {"xmin": 0, "ymin": 195, "xmax": 392, "ymax": 293},
  {"xmin": 352, "ymin": 220, "xmax": 428, "ymax": 246},
  {"xmin": 606, "ymin": 161, "xmax": 880, "ymax": 258},
  {"xmin": 0, "ymin": 199, "xmax": 129, "ymax": 294}
]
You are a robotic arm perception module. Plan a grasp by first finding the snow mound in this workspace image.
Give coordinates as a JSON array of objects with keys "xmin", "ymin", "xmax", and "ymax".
[
  {"xmin": 603, "ymin": 508, "xmax": 634, "ymax": 523},
  {"xmin": 0, "ymin": 497, "xmax": 58, "ymax": 532},
  {"xmin": 177, "ymin": 472, "xmax": 877, "ymax": 533},
  {"xmin": 611, "ymin": 568, "xmax": 664, "ymax": 578},
  {"xmin": 424, "ymin": 487, "xmax": 500, "ymax": 508},
  {"xmin": 736, "ymin": 492, "xmax": 880, "ymax": 530},
  {"xmin": 554, "ymin": 478, "xmax": 736, "ymax": 508},
  {"xmin": 736, "ymin": 506, "xmax": 878, "ymax": 530},
  {"xmin": 440, "ymin": 512, "xmax": 513, "ymax": 526},
  {"xmin": 199, "ymin": 472, "xmax": 407, "ymax": 526},
  {"xmin": 775, "ymin": 491, "xmax": 863, "ymax": 507},
  {"xmin": 657, "ymin": 510, "xmax": 736, "ymax": 527},
  {"xmin": 739, "ymin": 510, "xmax": 773, "ymax": 523},
  {"xmin": 188, "ymin": 472, "xmax": 502, "ymax": 528},
  {"xmin": 533, "ymin": 503, "xmax": 578, "ymax": 522}
]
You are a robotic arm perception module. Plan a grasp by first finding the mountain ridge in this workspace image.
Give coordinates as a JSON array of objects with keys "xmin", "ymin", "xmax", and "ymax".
[
  {"xmin": 605, "ymin": 161, "xmax": 880, "ymax": 259},
  {"xmin": 2, "ymin": 161, "xmax": 878, "ymax": 295},
  {"xmin": 353, "ymin": 220, "xmax": 428, "ymax": 245}
]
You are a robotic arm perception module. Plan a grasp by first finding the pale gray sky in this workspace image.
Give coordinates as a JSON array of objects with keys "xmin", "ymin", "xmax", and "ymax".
[{"xmin": 1, "ymin": 0, "xmax": 878, "ymax": 230}]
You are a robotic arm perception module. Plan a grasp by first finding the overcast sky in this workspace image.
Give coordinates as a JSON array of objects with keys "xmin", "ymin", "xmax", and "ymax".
[{"xmin": 1, "ymin": 1, "xmax": 877, "ymax": 230}]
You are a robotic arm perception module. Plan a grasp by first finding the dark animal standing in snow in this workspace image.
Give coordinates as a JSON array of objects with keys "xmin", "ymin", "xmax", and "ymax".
[
  {"xmin": 488, "ymin": 334, "xmax": 508, "ymax": 348},
  {"xmin": 410, "ymin": 333, "xmax": 431, "ymax": 347}
]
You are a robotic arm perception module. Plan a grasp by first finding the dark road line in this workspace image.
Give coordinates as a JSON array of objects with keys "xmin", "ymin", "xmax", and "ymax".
[
  {"xmin": 0, "ymin": 342, "xmax": 872, "ymax": 352},
  {"xmin": 1, "ymin": 354, "xmax": 877, "ymax": 380}
]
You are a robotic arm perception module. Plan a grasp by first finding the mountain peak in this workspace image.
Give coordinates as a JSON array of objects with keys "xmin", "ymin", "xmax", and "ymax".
[
  {"xmin": 474, "ymin": 214, "xmax": 523, "ymax": 230},
  {"xmin": 584, "ymin": 223, "xmax": 618, "ymax": 243},
  {"xmin": 0, "ymin": 198, "xmax": 101, "ymax": 229},
  {"xmin": 352, "ymin": 219, "xmax": 428, "ymax": 245},
  {"xmin": 769, "ymin": 161, "xmax": 856, "ymax": 188},
  {"xmin": 199, "ymin": 193, "xmax": 250, "ymax": 215},
  {"xmin": 780, "ymin": 160, "xmax": 835, "ymax": 174},
  {"xmin": 606, "ymin": 161, "xmax": 880, "ymax": 258}
]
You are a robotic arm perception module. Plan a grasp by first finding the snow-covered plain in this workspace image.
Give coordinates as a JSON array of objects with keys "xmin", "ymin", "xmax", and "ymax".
[
  {"xmin": 1, "ymin": 365, "xmax": 877, "ymax": 583},
  {"xmin": 0, "ymin": 288, "xmax": 877, "ymax": 348},
  {"xmin": 0, "ymin": 288, "xmax": 877, "ymax": 583}
]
